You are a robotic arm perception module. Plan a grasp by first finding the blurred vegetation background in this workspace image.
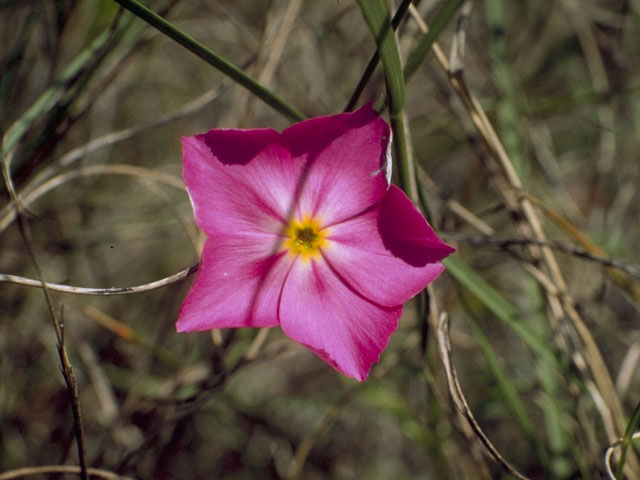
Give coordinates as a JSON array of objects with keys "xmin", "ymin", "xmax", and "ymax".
[{"xmin": 1, "ymin": 0, "xmax": 639, "ymax": 478}]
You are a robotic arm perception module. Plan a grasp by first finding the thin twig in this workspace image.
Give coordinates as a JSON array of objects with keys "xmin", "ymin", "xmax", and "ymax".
[
  {"xmin": 0, "ymin": 264, "xmax": 198, "ymax": 295},
  {"xmin": 443, "ymin": 233, "xmax": 640, "ymax": 281},
  {"xmin": 14, "ymin": 214, "xmax": 88, "ymax": 479},
  {"xmin": 436, "ymin": 312, "xmax": 530, "ymax": 480},
  {"xmin": 448, "ymin": 1, "xmax": 472, "ymax": 74},
  {"xmin": 244, "ymin": 328, "xmax": 270, "ymax": 361}
]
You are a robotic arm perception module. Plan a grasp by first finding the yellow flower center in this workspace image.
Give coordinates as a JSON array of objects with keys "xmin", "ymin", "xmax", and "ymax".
[{"xmin": 285, "ymin": 215, "xmax": 328, "ymax": 261}]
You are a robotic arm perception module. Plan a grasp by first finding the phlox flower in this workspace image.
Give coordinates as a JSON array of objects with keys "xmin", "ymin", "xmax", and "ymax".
[{"xmin": 177, "ymin": 104, "xmax": 454, "ymax": 381}]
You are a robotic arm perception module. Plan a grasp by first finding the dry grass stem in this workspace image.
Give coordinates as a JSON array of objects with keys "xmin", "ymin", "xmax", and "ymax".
[
  {"xmin": 436, "ymin": 312, "xmax": 530, "ymax": 480},
  {"xmin": 444, "ymin": 234, "xmax": 640, "ymax": 281},
  {"xmin": 13, "ymin": 213, "xmax": 88, "ymax": 478},
  {"xmin": 0, "ymin": 264, "xmax": 197, "ymax": 295},
  {"xmin": 0, "ymin": 465, "xmax": 137, "ymax": 480},
  {"xmin": 408, "ymin": 6, "xmax": 638, "ymax": 474}
]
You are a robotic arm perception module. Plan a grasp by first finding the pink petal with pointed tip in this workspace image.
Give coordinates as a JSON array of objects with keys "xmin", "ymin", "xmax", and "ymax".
[
  {"xmin": 282, "ymin": 104, "xmax": 391, "ymax": 225},
  {"xmin": 182, "ymin": 129, "xmax": 302, "ymax": 237},
  {"xmin": 279, "ymin": 258, "xmax": 401, "ymax": 381},
  {"xmin": 177, "ymin": 234, "xmax": 294, "ymax": 332},
  {"xmin": 323, "ymin": 185, "xmax": 455, "ymax": 307}
]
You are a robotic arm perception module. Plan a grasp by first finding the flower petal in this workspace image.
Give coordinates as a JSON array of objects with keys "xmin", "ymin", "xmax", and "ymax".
[
  {"xmin": 177, "ymin": 234, "xmax": 294, "ymax": 331},
  {"xmin": 279, "ymin": 258, "xmax": 401, "ymax": 381},
  {"xmin": 282, "ymin": 103, "xmax": 391, "ymax": 225},
  {"xmin": 323, "ymin": 185, "xmax": 455, "ymax": 307},
  {"xmin": 182, "ymin": 128, "xmax": 302, "ymax": 237}
]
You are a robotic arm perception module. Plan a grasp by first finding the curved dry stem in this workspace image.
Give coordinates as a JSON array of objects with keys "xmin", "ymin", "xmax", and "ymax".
[
  {"xmin": 0, "ymin": 164, "xmax": 199, "ymax": 297},
  {"xmin": 436, "ymin": 312, "xmax": 531, "ymax": 480},
  {"xmin": 0, "ymin": 82, "xmax": 221, "ymax": 231},
  {"xmin": 2, "ymin": 149, "xmax": 24, "ymax": 213},
  {"xmin": 605, "ymin": 432, "xmax": 640, "ymax": 480},
  {"xmin": 0, "ymin": 264, "xmax": 197, "ymax": 296},
  {"xmin": 0, "ymin": 164, "xmax": 185, "ymax": 232},
  {"xmin": 0, "ymin": 465, "xmax": 137, "ymax": 480}
]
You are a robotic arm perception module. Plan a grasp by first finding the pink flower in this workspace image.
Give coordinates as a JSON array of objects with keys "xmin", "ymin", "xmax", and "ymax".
[{"xmin": 177, "ymin": 104, "xmax": 454, "ymax": 381}]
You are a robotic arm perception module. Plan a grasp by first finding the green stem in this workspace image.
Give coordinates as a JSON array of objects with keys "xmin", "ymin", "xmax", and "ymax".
[
  {"xmin": 112, "ymin": 0, "xmax": 305, "ymax": 123},
  {"xmin": 443, "ymin": 255, "xmax": 561, "ymax": 370},
  {"xmin": 356, "ymin": 0, "xmax": 404, "ymax": 114},
  {"xmin": 358, "ymin": 0, "xmax": 417, "ymax": 205},
  {"xmin": 616, "ymin": 400, "xmax": 640, "ymax": 479},
  {"xmin": 389, "ymin": 111, "xmax": 418, "ymax": 203},
  {"xmin": 345, "ymin": 0, "xmax": 413, "ymax": 113}
]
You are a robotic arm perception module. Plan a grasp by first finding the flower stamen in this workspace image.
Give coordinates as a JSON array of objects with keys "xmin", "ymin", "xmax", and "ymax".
[{"xmin": 285, "ymin": 215, "xmax": 327, "ymax": 261}]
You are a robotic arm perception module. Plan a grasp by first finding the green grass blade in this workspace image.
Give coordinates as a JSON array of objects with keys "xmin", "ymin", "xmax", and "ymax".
[
  {"xmin": 464, "ymin": 313, "xmax": 551, "ymax": 468},
  {"xmin": 356, "ymin": 0, "xmax": 404, "ymax": 114},
  {"xmin": 389, "ymin": 111, "xmax": 420, "ymax": 202},
  {"xmin": 112, "ymin": 0, "xmax": 305, "ymax": 122},
  {"xmin": 616, "ymin": 400, "xmax": 640, "ymax": 479},
  {"xmin": 465, "ymin": 313, "xmax": 534, "ymax": 435},
  {"xmin": 403, "ymin": 0, "xmax": 466, "ymax": 81},
  {"xmin": 536, "ymin": 347, "xmax": 585, "ymax": 479},
  {"xmin": 357, "ymin": 0, "xmax": 419, "ymax": 203},
  {"xmin": 2, "ymin": 27, "xmax": 113, "ymax": 160},
  {"xmin": 444, "ymin": 255, "xmax": 560, "ymax": 369},
  {"xmin": 345, "ymin": 0, "xmax": 413, "ymax": 112}
]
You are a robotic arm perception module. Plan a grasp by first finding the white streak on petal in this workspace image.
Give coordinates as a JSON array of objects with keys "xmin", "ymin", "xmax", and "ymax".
[
  {"xmin": 385, "ymin": 130, "xmax": 393, "ymax": 185},
  {"xmin": 370, "ymin": 130, "xmax": 393, "ymax": 187}
]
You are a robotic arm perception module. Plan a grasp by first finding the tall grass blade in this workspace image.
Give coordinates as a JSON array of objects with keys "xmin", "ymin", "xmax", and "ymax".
[
  {"xmin": 112, "ymin": 0, "xmax": 305, "ymax": 122},
  {"xmin": 403, "ymin": 0, "xmax": 466, "ymax": 81},
  {"xmin": 357, "ymin": 0, "xmax": 418, "ymax": 202},
  {"xmin": 444, "ymin": 255, "xmax": 560, "ymax": 369}
]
